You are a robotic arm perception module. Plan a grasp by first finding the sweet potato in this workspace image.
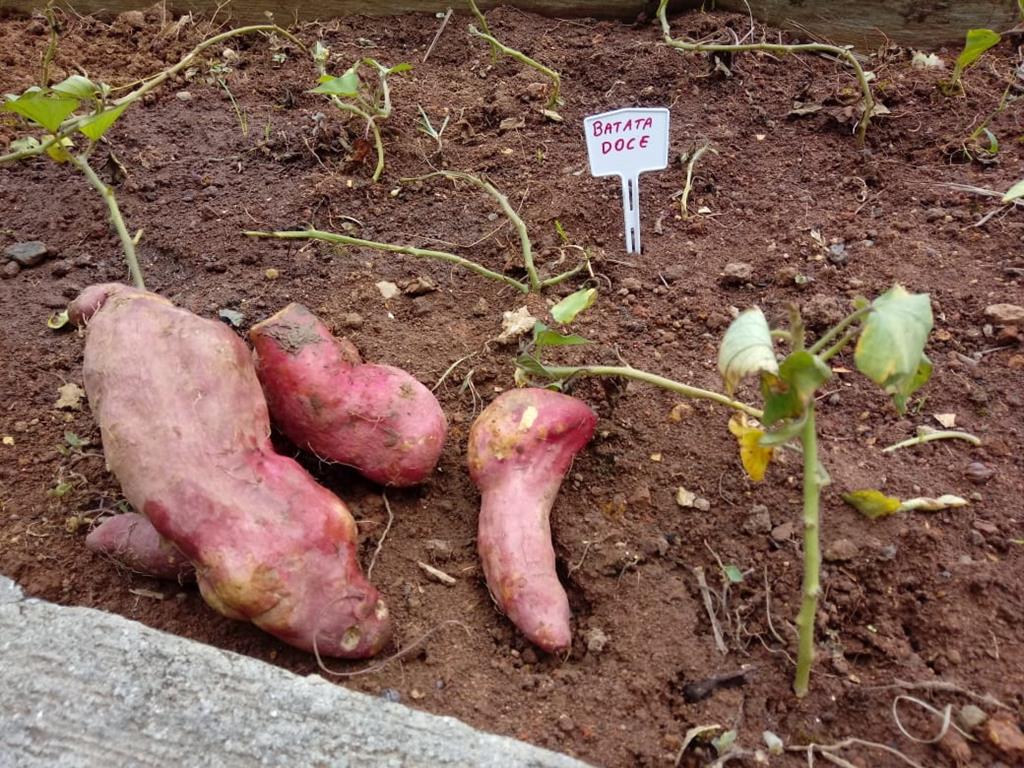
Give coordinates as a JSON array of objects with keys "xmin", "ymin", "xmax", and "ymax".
[
  {"xmin": 70, "ymin": 284, "xmax": 391, "ymax": 658},
  {"xmin": 86, "ymin": 512, "xmax": 193, "ymax": 581},
  {"xmin": 467, "ymin": 388, "xmax": 597, "ymax": 653},
  {"xmin": 249, "ymin": 303, "xmax": 447, "ymax": 487}
]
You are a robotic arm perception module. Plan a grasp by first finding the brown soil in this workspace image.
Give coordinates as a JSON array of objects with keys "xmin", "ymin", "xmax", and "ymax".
[{"xmin": 2, "ymin": 6, "xmax": 1023, "ymax": 767}]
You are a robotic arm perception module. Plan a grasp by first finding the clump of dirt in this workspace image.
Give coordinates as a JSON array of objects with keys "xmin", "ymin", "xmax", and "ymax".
[{"xmin": 2, "ymin": 6, "xmax": 1022, "ymax": 767}]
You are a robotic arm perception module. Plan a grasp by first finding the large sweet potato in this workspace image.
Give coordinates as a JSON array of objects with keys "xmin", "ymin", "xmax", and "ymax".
[
  {"xmin": 249, "ymin": 303, "xmax": 447, "ymax": 487},
  {"xmin": 70, "ymin": 284, "xmax": 391, "ymax": 657},
  {"xmin": 468, "ymin": 388, "xmax": 597, "ymax": 653}
]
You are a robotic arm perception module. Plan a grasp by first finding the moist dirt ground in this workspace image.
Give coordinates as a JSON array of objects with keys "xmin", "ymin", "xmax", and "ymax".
[{"xmin": 1, "ymin": 6, "xmax": 1023, "ymax": 767}]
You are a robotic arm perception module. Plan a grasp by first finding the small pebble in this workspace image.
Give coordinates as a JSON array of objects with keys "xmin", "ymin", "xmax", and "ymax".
[
  {"xmin": 584, "ymin": 627, "xmax": 608, "ymax": 654},
  {"xmin": 380, "ymin": 688, "xmax": 401, "ymax": 703},
  {"xmin": 2, "ymin": 261, "xmax": 20, "ymax": 279},
  {"xmin": 264, "ymin": 267, "xmax": 280, "ymax": 280},
  {"xmin": 824, "ymin": 538, "xmax": 859, "ymax": 562},
  {"xmin": 957, "ymin": 704, "xmax": 988, "ymax": 732},
  {"xmin": 557, "ymin": 714, "xmax": 575, "ymax": 732},
  {"xmin": 340, "ymin": 312, "xmax": 363, "ymax": 329},
  {"xmin": 176, "ymin": 91, "xmax": 194, "ymax": 101}
]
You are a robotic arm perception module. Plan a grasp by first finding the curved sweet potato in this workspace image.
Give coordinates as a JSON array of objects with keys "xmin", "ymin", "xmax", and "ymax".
[
  {"xmin": 86, "ymin": 512, "xmax": 194, "ymax": 581},
  {"xmin": 249, "ymin": 303, "xmax": 447, "ymax": 487},
  {"xmin": 468, "ymin": 388, "xmax": 597, "ymax": 653},
  {"xmin": 70, "ymin": 284, "xmax": 391, "ymax": 658}
]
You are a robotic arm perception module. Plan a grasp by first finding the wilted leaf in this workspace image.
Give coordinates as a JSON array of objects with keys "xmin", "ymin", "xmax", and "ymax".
[
  {"xmin": 498, "ymin": 305, "xmax": 537, "ymax": 342},
  {"xmin": 844, "ymin": 489, "xmax": 968, "ymax": 518},
  {"xmin": 218, "ymin": 308, "xmax": 245, "ymax": 327},
  {"xmin": 728, "ymin": 414, "xmax": 773, "ymax": 482},
  {"xmin": 55, "ymin": 382, "xmax": 85, "ymax": 410},
  {"xmin": 712, "ymin": 730, "xmax": 738, "ymax": 756},
  {"xmin": 78, "ymin": 103, "xmax": 127, "ymax": 141},
  {"xmin": 718, "ymin": 307, "xmax": 778, "ymax": 395},
  {"xmin": 842, "ymin": 489, "xmax": 902, "ymax": 519},
  {"xmin": 3, "ymin": 88, "xmax": 79, "ymax": 132},
  {"xmin": 541, "ymin": 109, "xmax": 563, "ymax": 122},
  {"xmin": 551, "ymin": 288, "xmax": 596, "ymax": 324},
  {"xmin": 854, "ymin": 285, "xmax": 933, "ymax": 413},
  {"xmin": 9, "ymin": 136, "xmax": 41, "ymax": 153},
  {"xmin": 47, "ymin": 310, "xmax": 69, "ymax": 330},
  {"xmin": 934, "ymin": 413, "xmax": 957, "ymax": 428},
  {"xmin": 64, "ymin": 430, "xmax": 84, "ymax": 448}
]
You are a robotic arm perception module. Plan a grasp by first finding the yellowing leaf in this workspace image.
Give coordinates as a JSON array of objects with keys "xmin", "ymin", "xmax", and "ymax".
[
  {"xmin": 842, "ymin": 489, "xmax": 901, "ymax": 519},
  {"xmin": 728, "ymin": 414, "xmax": 773, "ymax": 482}
]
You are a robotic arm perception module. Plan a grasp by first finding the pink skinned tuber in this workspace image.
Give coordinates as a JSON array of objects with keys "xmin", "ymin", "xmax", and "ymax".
[
  {"xmin": 468, "ymin": 388, "xmax": 597, "ymax": 653},
  {"xmin": 69, "ymin": 284, "xmax": 391, "ymax": 658},
  {"xmin": 249, "ymin": 303, "xmax": 447, "ymax": 487},
  {"xmin": 86, "ymin": 512, "xmax": 194, "ymax": 581}
]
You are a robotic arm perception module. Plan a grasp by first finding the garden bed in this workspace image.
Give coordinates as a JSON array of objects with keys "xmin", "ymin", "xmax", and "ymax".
[{"xmin": 1, "ymin": 6, "xmax": 1022, "ymax": 766}]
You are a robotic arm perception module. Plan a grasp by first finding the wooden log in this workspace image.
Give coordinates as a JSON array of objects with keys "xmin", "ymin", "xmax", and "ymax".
[{"xmin": 0, "ymin": 0, "xmax": 1017, "ymax": 47}]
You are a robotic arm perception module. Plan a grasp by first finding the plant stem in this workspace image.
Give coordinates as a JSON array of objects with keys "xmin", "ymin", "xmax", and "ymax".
[
  {"xmin": 467, "ymin": 0, "xmax": 499, "ymax": 61},
  {"xmin": 794, "ymin": 403, "xmax": 822, "ymax": 697},
  {"xmin": 881, "ymin": 429, "xmax": 981, "ymax": 453},
  {"xmin": 68, "ymin": 153, "xmax": 145, "ymax": 289},
  {"xmin": 0, "ymin": 24, "xmax": 302, "ymax": 166},
  {"xmin": 808, "ymin": 306, "xmax": 870, "ymax": 355},
  {"xmin": 532, "ymin": 363, "xmax": 764, "ymax": 418},
  {"xmin": 404, "ymin": 171, "xmax": 540, "ymax": 291},
  {"xmin": 244, "ymin": 228, "xmax": 529, "ymax": 293},
  {"xmin": 818, "ymin": 329, "xmax": 857, "ymax": 362},
  {"xmin": 680, "ymin": 142, "xmax": 715, "ymax": 218},
  {"xmin": 468, "ymin": 24, "xmax": 561, "ymax": 109},
  {"xmin": 655, "ymin": 0, "xmax": 874, "ymax": 144}
]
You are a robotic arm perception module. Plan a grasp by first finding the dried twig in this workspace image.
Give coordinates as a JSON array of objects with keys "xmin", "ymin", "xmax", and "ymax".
[
  {"xmin": 695, "ymin": 565, "xmax": 728, "ymax": 654},
  {"xmin": 366, "ymin": 493, "xmax": 394, "ymax": 580}
]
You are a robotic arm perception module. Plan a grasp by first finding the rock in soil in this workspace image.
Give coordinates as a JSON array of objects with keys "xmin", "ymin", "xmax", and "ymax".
[
  {"xmin": 980, "ymin": 712, "xmax": 1024, "ymax": 761},
  {"xmin": 2, "ymin": 261, "xmax": 19, "ymax": 279},
  {"xmin": 984, "ymin": 303, "xmax": 1024, "ymax": 325},
  {"xmin": 824, "ymin": 538, "xmax": 859, "ymax": 562},
  {"xmin": 4, "ymin": 241, "xmax": 48, "ymax": 267}
]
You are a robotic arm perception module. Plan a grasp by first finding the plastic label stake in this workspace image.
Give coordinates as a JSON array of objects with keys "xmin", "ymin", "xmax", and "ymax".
[{"xmin": 583, "ymin": 107, "xmax": 670, "ymax": 254}]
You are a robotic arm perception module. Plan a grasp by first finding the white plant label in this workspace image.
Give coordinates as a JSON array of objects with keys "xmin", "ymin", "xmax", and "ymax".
[{"xmin": 583, "ymin": 107, "xmax": 670, "ymax": 254}]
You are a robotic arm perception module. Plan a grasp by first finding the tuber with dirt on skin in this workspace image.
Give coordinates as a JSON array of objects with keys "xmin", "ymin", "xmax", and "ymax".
[
  {"xmin": 249, "ymin": 303, "xmax": 447, "ymax": 487},
  {"xmin": 86, "ymin": 512, "xmax": 194, "ymax": 581},
  {"xmin": 468, "ymin": 388, "xmax": 597, "ymax": 653},
  {"xmin": 69, "ymin": 283, "xmax": 391, "ymax": 658}
]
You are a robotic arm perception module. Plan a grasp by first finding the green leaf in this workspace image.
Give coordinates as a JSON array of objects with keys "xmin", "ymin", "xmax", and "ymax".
[
  {"xmin": 50, "ymin": 75, "xmax": 98, "ymax": 100},
  {"xmin": 758, "ymin": 413, "xmax": 807, "ymax": 447},
  {"xmin": 854, "ymin": 285, "xmax": 933, "ymax": 413},
  {"xmin": 551, "ymin": 288, "xmax": 596, "ymax": 324},
  {"xmin": 3, "ymin": 89, "xmax": 80, "ymax": 132},
  {"xmin": 760, "ymin": 350, "xmax": 831, "ymax": 425},
  {"xmin": 388, "ymin": 62, "xmax": 413, "ymax": 74},
  {"xmin": 64, "ymin": 430, "xmax": 84, "ymax": 448},
  {"xmin": 77, "ymin": 103, "xmax": 127, "ymax": 141},
  {"xmin": 718, "ymin": 308, "xmax": 778, "ymax": 395},
  {"xmin": 955, "ymin": 28, "xmax": 1001, "ymax": 73},
  {"xmin": 980, "ymin": 127, "xmax": 999, "ymax": 155},
  {"xmin": 842, "ymin": 489, "xmax": 902, "ymax": 519},
  {"xmin": 532, "ymin": 322, "xmax": 589, "ymax": 348},
  {"xmin": 554, "ymin": 219, "xmax": 568, "ymax": 245},
  {"xmin": 722, "ymin": 565, "xmax": 744, "ymax": 584},
  {"xmin": 311, "ymin": 66, "xmax": 361, "ymax": 97},
  {"xmin": 1003, "ymin": 178, "xmax": 1024, "ymax": 203}
]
